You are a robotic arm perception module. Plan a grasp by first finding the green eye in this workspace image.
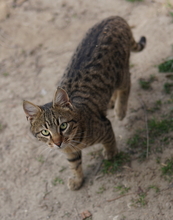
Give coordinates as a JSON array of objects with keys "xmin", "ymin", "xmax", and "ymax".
[
  {"xmin": 60, "ymin": 122, "xmax": 68, "ymax": 131},
  {"xmin": 41, "ymin": 130, "xmax": 50, "ymax": 136}
]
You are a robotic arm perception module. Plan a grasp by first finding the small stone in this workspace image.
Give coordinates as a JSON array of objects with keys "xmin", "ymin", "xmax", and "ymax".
[{"xmin": 40, "ymin": 89, "xmax": 47, "ymax": 96}]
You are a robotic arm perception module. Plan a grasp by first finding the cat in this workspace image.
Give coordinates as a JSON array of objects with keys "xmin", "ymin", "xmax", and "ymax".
[{"xmin": 23, "ymin": 16, "xmax": 146, "ymax": 190}]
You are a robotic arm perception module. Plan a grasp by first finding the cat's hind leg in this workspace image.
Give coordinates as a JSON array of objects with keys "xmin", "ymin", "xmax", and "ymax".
[
  {"xmin": 101, "ymin": 118, "xmax": 118, "ymax": 160},
  {"xmin": 115, "ymin": 80, "xmax": 130, "ymax": 121},
  {"xmin": 108, "ymin": 90, "xmax": 117, "ymax": 109},
  {"xmin": 66, "ymin": 151, "xmax": 84, "ymax": 190}
]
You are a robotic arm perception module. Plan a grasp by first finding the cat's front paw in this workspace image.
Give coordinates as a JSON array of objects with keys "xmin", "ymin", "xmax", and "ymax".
[
  {"xmin": 103, "ymin": 149, "xmax": 118, "ymax": 160},
  {"xmin": 108, "ymin": 99, "xmax": 115, "ymax": 109},
  {"xmin": 115, "ymin": 108, "xmax": 126, "ymax": 121},
  {"xmin": 68, "ymin": 176, "xmax": 84, "ymax": 190}
]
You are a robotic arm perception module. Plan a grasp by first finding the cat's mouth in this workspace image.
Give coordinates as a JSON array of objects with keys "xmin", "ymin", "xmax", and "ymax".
[
  {"xmin": 54, "ymin": 141, "xmax": 62, "ymax": 148},
  {"xmin": 50, "ymin": 136, "xmax": 63, "ymax": 149},
  {"xmin": 49, "ymin": 142, "xmax": 63, "ymax": 149},
  {"xmin": 49, "ymin": 136, "xmax": 69, "ymax": 149}
]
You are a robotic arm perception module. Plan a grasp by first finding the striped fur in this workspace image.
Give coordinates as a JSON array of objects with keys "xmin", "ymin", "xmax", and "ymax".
[{"xmin": 23, "ymin": 16, "xmax": 146, "ymax": 190}]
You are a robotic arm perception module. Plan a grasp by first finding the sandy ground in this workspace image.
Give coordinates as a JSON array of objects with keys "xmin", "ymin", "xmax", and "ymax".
[{"xmin": 1, "ymin": 0, "xmax": 173, "ymax": 219}]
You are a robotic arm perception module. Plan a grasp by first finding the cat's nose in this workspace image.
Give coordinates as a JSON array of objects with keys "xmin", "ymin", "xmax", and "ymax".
[{"xmin": 55, "ymin": 141, "xmax": 62, "ymax": 147}]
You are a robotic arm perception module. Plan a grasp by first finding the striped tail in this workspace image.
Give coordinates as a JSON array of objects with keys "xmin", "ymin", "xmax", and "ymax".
[{"xmin": 131, "ymin": 36, "xmax": 146, "ymax": 52}]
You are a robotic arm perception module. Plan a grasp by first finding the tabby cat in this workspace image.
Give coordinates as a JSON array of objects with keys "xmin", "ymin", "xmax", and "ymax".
[{"xmin": 23, "ymin": 16, "xmax": 146, "ymax": 190}]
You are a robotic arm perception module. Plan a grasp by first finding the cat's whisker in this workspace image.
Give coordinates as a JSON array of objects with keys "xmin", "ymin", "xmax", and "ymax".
[
  {"xmin": 68, "ymin": 143, "xmax": 77, "ymax": 152},
  {"xmin": 39, "ymin": 146, "xmax": 51, "ymax": 155},
  {"xmin": 74, "ymin": 131, "xmax": 86, "ymax": 135},
  {"xmin": 74, "ymin": 132, "xmax": 92, "ymax": 137},
  {"xmin": 69, "ymin": 142, "xmax": 80, "ymax": 149},
  {"xmin": 40, "ymin": 148, "xmax": 49, "ymax": 155},
  {"xmin": 70, "ymin": 139, "xmax": 87, "ymax": 146},
  {"xmin": 45, "ymin": 148, "xmax": 52, "ymax": 161},
  {"xmin": 72, "ymin": 135, "xmax": 92, "ymax": 139},
  {"xmin": 69, "ymin": 143, "xmax": 82, "ymax": 153},
  {"xmin": 63, "ymin": 133, "xmax": 86, "ymax": 139},
  {"xmin": 69, "ymin": 141, "xmax": 82, "ymax": 150}
]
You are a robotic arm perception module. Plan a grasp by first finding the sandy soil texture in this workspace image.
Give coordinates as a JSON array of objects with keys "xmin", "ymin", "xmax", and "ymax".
[{"xmin": 1, "ymin": 0, "xmax": 173, "ymax": 219}]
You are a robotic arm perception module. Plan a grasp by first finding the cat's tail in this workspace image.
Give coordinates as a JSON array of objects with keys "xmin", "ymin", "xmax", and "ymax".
[{"xmin": 130, "ymin": 36, "xmax": 146, "ymax": 52}]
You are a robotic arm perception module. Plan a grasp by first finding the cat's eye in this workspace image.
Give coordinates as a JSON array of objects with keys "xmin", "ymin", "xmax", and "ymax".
[
  {"xmin": 41, "ymin": 130, "xmax": 50, "ymax": 136},
  {"xmin": 60, "ymin": 122, "xmax": 68, "ymax": 131}
]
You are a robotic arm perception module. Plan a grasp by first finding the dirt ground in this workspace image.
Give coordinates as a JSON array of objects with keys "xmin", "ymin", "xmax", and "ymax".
[{"xmin": 1, "ymin": 0, "xmax": 173, "ymax": 219}]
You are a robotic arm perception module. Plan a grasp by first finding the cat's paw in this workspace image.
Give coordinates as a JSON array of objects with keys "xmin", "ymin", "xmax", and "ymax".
[
  {"xmin": 108, "ymin": 99, "xmax": 115, "ymax": 109},
  {"xmin": 115, "ymin": 108, "xmax": 126, "ymax": 121},
  {"xmin": 68, "ymin": 176, "xmax": 84, "ymax": 190},
  {"xmin": 103, "ymin": 149, "xmax": 118, "ymax": 160}
]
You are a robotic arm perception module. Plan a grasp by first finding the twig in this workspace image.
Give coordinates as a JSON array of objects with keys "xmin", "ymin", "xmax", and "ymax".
[
  {"xmin": 106, "ymin": 192, "xmax": 134, "ymax": 202},
  {"xmin": 43, "ymin": 182, "xmax": 51, "ymax": 200},
  {"xmin": 95, "ymin": 174, "xmax": 104, "ymax": 181},
  {"xmin": 137, "ymin": 97, "xmax": 149, "ymax": 158},
  {"xmin": 153, "ymin": 184, "xmax": 173, "ymax": 198}
]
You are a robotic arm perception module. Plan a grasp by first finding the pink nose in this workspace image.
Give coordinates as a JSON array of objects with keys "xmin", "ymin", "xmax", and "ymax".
[{"xmin": 55, "ymin": 141, "xmax": 62, "ymax": 147}]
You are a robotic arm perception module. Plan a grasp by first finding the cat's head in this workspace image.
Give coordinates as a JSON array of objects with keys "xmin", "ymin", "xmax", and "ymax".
[{"xmin": 23, "ymin": 88, "xmax": 80, "ymax": 150}]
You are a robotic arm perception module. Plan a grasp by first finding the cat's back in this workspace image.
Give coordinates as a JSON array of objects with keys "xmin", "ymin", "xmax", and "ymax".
[
  {"xmin": 59, "ymin": 16, "xmax": 132, "ymax": 110},
  {"xmin": 64, "ymin": 16, "xmax": 131, "ymax": 75}
]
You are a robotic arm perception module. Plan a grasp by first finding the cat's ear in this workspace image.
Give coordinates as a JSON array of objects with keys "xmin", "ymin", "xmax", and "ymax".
[
  {"xmin": 23, "ymin": 100, "xmax": 41, "ymax": 121},
  {"xmin": 53, "ymin": 88, "xmax": 73, "ymax": 110}
]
